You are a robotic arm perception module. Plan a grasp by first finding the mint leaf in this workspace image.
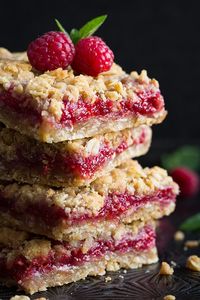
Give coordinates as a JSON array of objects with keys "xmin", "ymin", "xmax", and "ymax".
[
  {"xmin": 55, "ymin": 19, "xmax": 69, "ymax": 36},
  {"xmin": 70, "ymin": 28, "xmax": 80, "ymax": 44},
  {"xmin": 161, "ymin": 146, "xmax": 200, "ymax": 171},
  {"xmin": 79, "ymin": 15, "xmax": 107, "ymax": 40},
  {"xmin": 180, "ymin": 213, "xmax": 200, "ymax": 231}
]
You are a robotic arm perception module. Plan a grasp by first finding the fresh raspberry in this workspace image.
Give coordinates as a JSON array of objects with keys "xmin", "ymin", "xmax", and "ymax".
[
  {"xmin": 170, "ymin": 167, "xmax": 199, "ymax": 198},
  {"xmin": 72, "ymin": 36, "xmax": 114, "ymax": 76},
  {"xmin": 27, "ymin": 31, "xmax": 75, "ymax": 72}
]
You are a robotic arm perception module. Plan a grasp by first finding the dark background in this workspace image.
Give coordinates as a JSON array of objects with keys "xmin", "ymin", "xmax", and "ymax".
[{"xmin": 0, "ymin": 0, "xmax": 200, "ymax": 144}]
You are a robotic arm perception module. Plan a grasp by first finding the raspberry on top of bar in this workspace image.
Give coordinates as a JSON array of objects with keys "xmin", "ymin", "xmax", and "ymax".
[{"xmin": 0, "ymin": 48, "xmax": 166, "ymax": 142}]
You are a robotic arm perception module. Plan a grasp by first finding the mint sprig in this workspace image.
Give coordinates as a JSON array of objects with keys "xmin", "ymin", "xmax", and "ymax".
[
  {"xmin": 78, "ymin": 15, "xmax": 107, "ymax": 39},
  {"xmin": 180, "ymin": 213, "xmax": 200, "ymax": 232},
  {"xmin": 161, "ymin": 146, "xmax": 200, "ymax": 171},
  {"xmin": 70, "ymin": 28, "xmax": 80, "ymax": 44},
  {"xmin": 55, "ymin": 15, "xmax": 107, "ymax": 44},
  {"xmin": 55, "ymin": 19, "xmax": 68, "ymax": 35}
]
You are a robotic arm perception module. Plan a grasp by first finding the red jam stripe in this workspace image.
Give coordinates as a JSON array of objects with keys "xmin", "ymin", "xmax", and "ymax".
[
  {"xmin": 0, "ymin": 226, "xmax": 155, "ymax": 282},
  {"xmin": 0, "ymin": 188, "xmax": 176, "ymax": 227}
]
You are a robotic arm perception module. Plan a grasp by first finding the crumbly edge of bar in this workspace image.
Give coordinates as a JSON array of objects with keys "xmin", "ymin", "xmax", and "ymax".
[
  {"xmin": 0, "ymin": 246, "xmax": 158, "ymax": 294},
  {"xmin": 0, "ymin": 123, "xmax": 150, "ymax": 158},
  {"xmin": 0, "ymin": 200, "xmax": 174, "ymax": 242},
  {"xmin": 0, "ymin": 159, "xmax": 179, "ymax": 215},
  {"xmin": 0, "ymin": 130, "xmax": 151, "ymax": 187},
  {"xmin": 0, "ymin": 105, "xmax": 166, "ymax": 142},
  {"xmin": 0, "ymin": 48, "xmax": 161, "ymax": 120}
]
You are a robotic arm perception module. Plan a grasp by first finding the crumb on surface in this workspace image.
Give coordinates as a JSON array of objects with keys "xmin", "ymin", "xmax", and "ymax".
[
  {"xmin": 170, "ymin": 260, "xmax": 177, "ymax": 267},
  {"xmin": 119, "ymin": 275, "xmax": 124, "ymax": 279},
  {"xmin": 123, "ymin": 269, "xmax": 127, "ymax": 273},
  {"xmin": 184, "ymin": 240, "xmax": 199, "ymax": 248},
  {"xmin": 105, "ymin": 276, "xmax": 112, "ymax": 282},
  {"xmin": 186, "ymin": 255, "xmax": 200, "ymax": 271},
  {"xmin": 159, "ymin": 262, "xmax": 174, "ymax": 275},
  {"xmin": 174, "ymin": 230, "xmax": 185, "ymax": 241},
  {"xmin": 163, "ymin": 295, "xmax": 176, "ymax": 300}
]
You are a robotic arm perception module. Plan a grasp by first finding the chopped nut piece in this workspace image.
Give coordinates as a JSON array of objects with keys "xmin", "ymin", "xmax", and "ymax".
[
  {"xmin": 174, "ymin": 230, "xmax": 185, "ymax": 241},
  {"xmin": 163, "ymin": 295, "xmax": 176, "ymax": 300},
  {"xmin": 186, "ymin": 255, "xmax": 200, "ymax": 271},
  {"xmin": 184, "ymin": 240, "xmax": 199, "ymax": 248},
  {"xmin": 159, "ymin": 262, "xmax": 174, "ymax": 275}
]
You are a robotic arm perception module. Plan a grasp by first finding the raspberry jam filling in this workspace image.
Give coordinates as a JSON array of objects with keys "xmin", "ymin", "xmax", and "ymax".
[
  {"xmin": 0, "ymin": 226, "xmax": 155, "ymax": 282},
  {"xmin": 0, "ymin": 86, "xmax": 164, "ymax": 126},
  {"xmin": 61, "ymin": 89, "xmax": 164, "ymax": 125},
  {"xmin": 2, "ymin": 129, "xmax": 146, "ymax": 179},
  {"xmin": 0, "ymin": 188, "xmax": 175, "ymax": 227}
]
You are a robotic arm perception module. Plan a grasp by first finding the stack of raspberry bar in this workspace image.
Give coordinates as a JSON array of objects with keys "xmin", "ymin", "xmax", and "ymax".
[{"xmin": 0, "ymin": 48, "xmax": 179, "ymax": 294}]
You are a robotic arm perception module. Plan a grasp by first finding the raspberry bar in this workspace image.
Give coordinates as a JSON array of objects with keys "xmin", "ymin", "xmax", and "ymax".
[
  {"xmin": 0, "ymin": 160, "xmax": 179, "ymax": 241},
  {"xmin": 0, "ymin": 48, "xmax": 167, "ymax": 142},
  {"xmin": 0, "ymin": 223, "xmax": 158, "ymax": 294},
  {"xmin": 0, "ymin": 124, "xmax": 151, "ymax": 187}
]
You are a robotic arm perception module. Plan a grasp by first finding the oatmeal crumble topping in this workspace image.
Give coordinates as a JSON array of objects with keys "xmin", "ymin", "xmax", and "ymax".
[
  {"xmin": 0, "ymin": 48, "xmax": 164, "ymax": 121},
  {"xmin": 159, "ymin": 262, "xmax": 174, "ymax": 275}
]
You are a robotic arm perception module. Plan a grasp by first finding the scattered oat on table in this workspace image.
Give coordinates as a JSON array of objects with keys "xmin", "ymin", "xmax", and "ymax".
[
  {"xmin": 186, "ymin": 255, "xmax": 200, "ymax": 271},
  {"xmin": 123, "ymin": 269, "xmax": 127, "ymax": 273},
  {"xmin": 170, "ymin": 260, "xmax": 177, "ymax": 267},
  {"xmin": 174, "ymin": 230, "xmax": 185, "ymax": 241},
  {"xmin": 159, "ymin": 262, "xmax": 174, "ymax": 275},
  {"xmin": 184, "ymin": 240, "xmax": 199, "ymax": 248}
]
